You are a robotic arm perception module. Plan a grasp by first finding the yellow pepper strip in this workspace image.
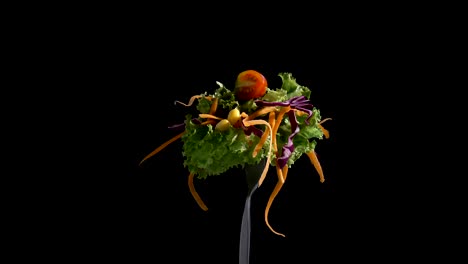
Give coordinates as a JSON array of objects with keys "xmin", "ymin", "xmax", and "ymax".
[
  {"xmin": 306, "ymin": 150, "xmax": 325, "ymax": 183},
  {"xmin": 139, "ymin": 131, "xmax": 185, "ymax": 166},
  {"xmin": 188, "ymin": 172, "xmax": 208, "ymax": 211},
  {"xmin": 264, "ymin": 164, "xmax": 289, "ymax": 237}
]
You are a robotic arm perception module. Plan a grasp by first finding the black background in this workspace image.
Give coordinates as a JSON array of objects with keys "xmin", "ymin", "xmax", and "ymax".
[
  {"xmin": 72, "ymin": 40, "xmax": 364, "ymax": 263},
  {"xmin": 23, "ymin": 7, "xmax": 459, "ymax": 263},
  {"xmin": 75, "ymin": 42, "xmax": 395, "ymax": 263}
]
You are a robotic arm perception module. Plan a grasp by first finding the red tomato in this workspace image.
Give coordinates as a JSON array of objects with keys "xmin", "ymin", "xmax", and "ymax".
[{"xmin": 234, "ymin": 70, "xmax": 268, "ymax": 101}]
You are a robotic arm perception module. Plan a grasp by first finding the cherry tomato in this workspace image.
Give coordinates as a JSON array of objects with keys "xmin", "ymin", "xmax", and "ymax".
[{"xmin": 234, "ymin": 70, "xmax": 268, "ymax": 101}]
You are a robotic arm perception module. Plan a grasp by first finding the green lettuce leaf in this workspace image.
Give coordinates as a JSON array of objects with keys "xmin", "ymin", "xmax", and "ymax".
[
  {"xmin": 278, "ymin": 72, "xmax": 312, "ymax": 99},
  {"xmin": 181, "ymin": 72, "xmax": 326, "ymax": 178},
  {"xmin": 182, "ymin": 115, "xmax": 268, "ymax": 179}
]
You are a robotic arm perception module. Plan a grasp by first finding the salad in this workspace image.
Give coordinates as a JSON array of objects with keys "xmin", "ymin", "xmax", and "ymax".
[{"xmin": 140, "ymin": 70, "xmax": 331, "ymax": 237}]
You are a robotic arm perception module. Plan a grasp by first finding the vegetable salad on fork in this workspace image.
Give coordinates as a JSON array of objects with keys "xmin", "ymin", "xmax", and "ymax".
[{"xmin": 140, "ymin": 70, "xmax": 331, "ymax": 237}]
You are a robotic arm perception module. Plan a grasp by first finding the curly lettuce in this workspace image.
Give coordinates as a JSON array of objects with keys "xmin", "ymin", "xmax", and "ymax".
[
  {"xmin": 181, "ymin": 72, "xmax": 324, "ymax": 178},
  {"xmin": 182, "ymin": 115, "xmax": 267, "ymax": 179}
]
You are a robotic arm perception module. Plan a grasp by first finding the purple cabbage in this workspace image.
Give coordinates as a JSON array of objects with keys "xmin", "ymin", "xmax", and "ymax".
[
  {"xmin": 168, "ymin": 118, "xmax": 201, "ymax": 131},
  {"xmin": 255, "ymin": 96, "xmax": 315, "ymax": 168},
  {"xmin": 169, "ymin": 95, "xmax": 314, "ymax": 168},
  {"xmin": 255, "ymin": 95, "xmax": 314, "ymax": 124},
  {"xmin": 241, "ymin": 120, "xmax": 264, "ymax": 137},
  {"xmin": 277, "ymin": 110, "xmax": 300, "ymax": 168}
]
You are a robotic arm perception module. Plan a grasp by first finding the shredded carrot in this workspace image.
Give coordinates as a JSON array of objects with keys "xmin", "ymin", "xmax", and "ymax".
[
  {"xmin": 188, "ymin": 172, "xmax": 208, "ymax": 211},
  {"xmin": 246, "ymin": 106, "xmax": 277, "ymax": 121},
  {"xmin": 271, "ymin": 106, "xmax": 291, "ymax": 155},
  {"xmin": 139, "ymin": 132, "xmax": 184, "ymax": 166},
  {"xmin": 318, "ymin": 118, "xmax": 332, "ymax": 139},
  {"xmin": 268, "ymin": 112, "xmax": 277, "ymax": 153},
  {"xmin": 174, "ymin": 95, "xmax": 214, "ymax": 107},
  {"xmin": 282, "ymin": 162, "xmax": 289, "ymax": 181},
  {"xmin": 252, "ymin": 121, "xmax": 270, "ymax": 159},
  {"xmin": 320, "ymin": 117, "xmax": 332, "ymax": 124},
  {"xmin": 199, "ymin": 114, "xmax": 223, "ymax": 120},
  {"xmin": 174, "ymin": 95, "xmax": 203, "ymax": 107},
  {"xmin": 242, "ymin": 119, "xmax": 272, "ymax": 187},
  {"xmin": 208, "ymin": 97, "xmax": 218, "ymax": 115},
  {"xmin": 264, "ymin": 164, "xmax": 289, "ymax": 237},
  {"xmin": 306, "ymin": 150, "xmax": 325, "ymax": 183},
  {"xmin": 200, "ymin": 119, "xmax": 218, "ymax": 126},
  {"xmin": 275, "ymin": 158, "xmax": 285, "ymax": 183},
  {"xmin": 318, "ymin": 124, "xmax": 330, "ymax": 139},
  {"xmin": 295, "ymin": 110, "xmax": 307, "ymax": 116}
]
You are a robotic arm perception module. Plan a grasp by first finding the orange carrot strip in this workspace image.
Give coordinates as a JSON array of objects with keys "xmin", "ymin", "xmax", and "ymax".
[
  {"xmin": 200, "ymin": 120, "xmax": 218, "ymax": 126},
  {"xmin": 320, "ymin": 117, "xmax": 332, "ymax": 124},
  {"xmin": 275, "ymin": 158, "xmax": 285, "ymax": 183},
  {"xmin": 307, "ymin": 150, "xmax": 325, "ymax": 183},
  {"xmin": 271, "ymin": 106, "xmax": 291, "ymax": 156},
  {"xmin": 318, "ymin": 124, "xmax": 330, "ymax": 139},
  {"xmin": 282, "ymin": 164, "xmax": 289, "ymax": 180},
  {"xmin": 139, "ymin": 132, "xmax": 184, "ymax": 166},
  {"xmin": 174, "ymin": 95, "xmax": 214, "ymax": 107},
  {"xmin": 264, "ymin": 165, "xmax": 289, "ymax": 237},
  {"xmin": 268, "ymin": 112, "xmax": 277, "ymax": 153},
  {"xmin": 295, "ymin": 110, "xmax": 307, "ymax": 116},
  {"xmin": 208, "ymin": 97, "xmax": 218, "ymax": 115},
  {"xmin": 252, "ymin": 121, "xmax": 270, "ymax": 159},
  {"xmin": 199, "ymin": 114, "xmax": 223, "ymax": 120},
  {"xmin": 318, "ymin": 118, "xmax": 332, "ymax": 139},
  {"xmin": 243, "ymin": 119, "xmax": 272, "ymax": 158},
  {"xmin": 174, "ymin": 95, "xmax": 203, "ymax": 107},
  {"xmin": 188, "ymin": 172, "xmax": 208, "ymax": 211},
  {"xmin": 242, "ymin": 119, "xmax": 272, "ymax": 187},
  {"xmin": 246, "ymin": 106, "xmax": 277, "ymax": 121}
]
